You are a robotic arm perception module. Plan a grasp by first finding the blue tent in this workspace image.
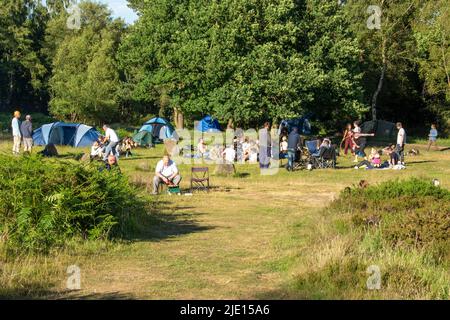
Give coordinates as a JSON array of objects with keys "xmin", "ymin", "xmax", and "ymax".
[
  {"xmin": 33, "ymin": 122, "xmax": 100, "ymax": 147},
  {"xmin": 196, "ymin": 115, "xmax": 221, "ymax": 132},
  {"xmin": 137, "ymin": 117, "xmax": 176, "ymax": 142}
]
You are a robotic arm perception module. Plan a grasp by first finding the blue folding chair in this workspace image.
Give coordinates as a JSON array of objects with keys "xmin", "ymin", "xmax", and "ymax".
[{"xmin": 305, "ymin": 140, "xmax": 320, "ymax": 157}]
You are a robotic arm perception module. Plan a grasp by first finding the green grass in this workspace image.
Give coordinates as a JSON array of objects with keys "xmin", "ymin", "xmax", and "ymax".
[{"xmin": 0, "ymin": 139, "xmax": 449, "ymax": 299}]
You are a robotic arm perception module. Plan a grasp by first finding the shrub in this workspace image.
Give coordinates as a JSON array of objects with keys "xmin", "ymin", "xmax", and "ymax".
[
  {"xmin": 331, "ymin": 178, "xmax": 450, "ymax": 257},
  {"xmin": 0, "ymin": 154, "xmax": 147, "ymax": 254}
]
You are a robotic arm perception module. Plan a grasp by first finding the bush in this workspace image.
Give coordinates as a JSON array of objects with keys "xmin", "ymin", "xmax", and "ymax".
[
  {"xmin": 0, "ymin": 154, "xmax": 147, "ymax": 254},
  {"xmin": 331, "ymin": 178, "xmax": 450, "ymax": 257}
]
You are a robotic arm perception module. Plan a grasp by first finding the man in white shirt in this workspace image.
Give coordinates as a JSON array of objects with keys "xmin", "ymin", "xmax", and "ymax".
[
  {"xmin": 102, "ymin": 124, "xmax": 120, "ymax": 161},
  {"xmin": 395, "ymin": 122, "xmax": 406, "ymax": 164},
  {"xmin": 222, "ymin": 145, "xmax": 236, "ymax": 164},
  {"xmin": 152, "ymin": 155, "xmax": 182, "ymax": 194},
  {"xmin": 11, "ymin": 111, "xmax": 21, "ymax": 155}
]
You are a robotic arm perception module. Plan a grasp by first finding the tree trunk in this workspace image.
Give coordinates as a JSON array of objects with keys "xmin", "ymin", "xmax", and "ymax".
[
  {"xmin": 173, "ymin": 107, "xmax": 184, "ymax": 129},
  {"xmin": 371, "ymin": 37, "xmax": 387, "ymax": 121},
  {"xmin": 441, "ymin": 34, "xmax": 450, "ymax": 89},
  {"xmin": 227, "ymin": 118, "xmax": 234, "ymax": 129},
  {"xmin": 6, "ymin": 71, "xmax": 14, "ymax": 109}
]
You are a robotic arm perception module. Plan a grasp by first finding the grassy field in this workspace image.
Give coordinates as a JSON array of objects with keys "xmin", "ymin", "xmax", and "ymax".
[{"xmin": 0, "ymin": 138, "xmax": 449, "ymax": 299}]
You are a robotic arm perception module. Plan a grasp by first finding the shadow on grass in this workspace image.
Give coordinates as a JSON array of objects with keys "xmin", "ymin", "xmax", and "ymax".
[
  {"xmin": 127, "ymin": 201, "xmax": 215, "ymax": 242},
  {"xmin": 0, "ymin": 288, "xmax": 137, "ymax": 300},
  {"xmin": 404, "ymin": 160, "xmax": 437, "ymax": 165}
]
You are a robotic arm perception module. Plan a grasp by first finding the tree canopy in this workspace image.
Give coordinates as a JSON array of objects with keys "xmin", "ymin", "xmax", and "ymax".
[{"xmin": 0, "ymin": 0, "xmax": 448, "ymax": 134}]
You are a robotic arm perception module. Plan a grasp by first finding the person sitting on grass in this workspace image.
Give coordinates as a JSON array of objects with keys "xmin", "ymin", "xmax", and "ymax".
[
  {"xmin": 354, "ymin": 148, "xmax": 381, "ymax": 169},
  {"xmin": 91, "ymin": 140, "xmax": 105, "ymax": 160},
  {"xmin": 152, "ymin": 155, "xmax": 181, "ymax": 195},
  {"xmin": 384, "ymin": 144, "xmax": 399, "ymax": 167},
  {"xmin": 120, "ymin": 137, "xmax": 135, "ymax": 158},
  {"xmin": 197, "ymin": 138, "xmax": 208, "ymax": 158},
  {"xmin": 248, "ymin": 141, "xmax": 259, "ymax": 163},
  {"xmin": 222, "ymin": 144, "xmax": 236, "ymax": 164}
]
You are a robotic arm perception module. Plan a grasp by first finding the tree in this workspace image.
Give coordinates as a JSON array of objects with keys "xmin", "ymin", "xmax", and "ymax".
[
  {"xmin": 0, "ymin": 0, "xmax": 48, "ymax": 111},
  {"xmin": 345, "ymin": 0, "xmax": 420, "ymax": 121},
  {"xmin": 48, "ymin": 1, "xmax": 125, "ymax": 124},
  {"xmin": 413, "ymin": 0, "xmax": 450, "ymax": 122},
  {"xmin": 119, "ymin": 0, "xmax": 366, "ymax": 130}
]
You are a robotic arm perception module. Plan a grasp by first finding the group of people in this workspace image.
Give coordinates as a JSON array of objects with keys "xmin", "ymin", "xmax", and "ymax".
[
  {"xmin": 344, "ymin": 121, "xmax": 407, "ymax": 169},
  {"xmin": 7, "ymin": 110, "xmax": 443, "ymax": 195},
  {"xmin": 193, "ymin": 122, "xmax": 279, "ymax": 168},
  {"xmin": 90, "ymin": 125, "xmax": 138, "ymax": 162},
  {"xmin": 11, "ymin": 111, "xmax": 33, "ymax": 155},
  {"xmin": 193, "ymin": 126, "xmax": 271, "ymax": 166},
  {"xmin": 341, "ymin": 120, "xmax": 376, "ymax": 162}
]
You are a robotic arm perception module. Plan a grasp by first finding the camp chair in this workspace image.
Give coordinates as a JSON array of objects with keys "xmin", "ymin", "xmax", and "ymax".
[
  {"xmin": 305, "ymin": 140, "xmax": 320, "ymax": 156},
  {"xmin": 190, "ymin": 167, "xmax": 210, "ymax": 193},
  {"xmin": 311, "ymin": 147, "xmax": 336, "ymax": 169}
]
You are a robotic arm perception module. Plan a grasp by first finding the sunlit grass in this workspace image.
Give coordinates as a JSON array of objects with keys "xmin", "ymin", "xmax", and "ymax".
[{"xmin": 0, "ymin": 138, "xmax": 449, "ymax": 299}]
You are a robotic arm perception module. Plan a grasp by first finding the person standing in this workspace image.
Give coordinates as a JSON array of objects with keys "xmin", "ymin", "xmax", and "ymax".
[
  {"xmin": 11, "ymin": 111, "xmax": 22, "ymax": 155},
  {"xmin": 286, "ymin": 127, "xmax": 300, "ymax": 171},
  {"xmin": 20, "ymin": 115, "xmax": 33, "ymax": 154},
  {"xmin": 258, "ymin": 122, "xmax": 271, "ymax": 169},
  {"xmin": 102, "ymin": 124, "xmax": 120, "ymax": 161},
  {"xmin": 395, "ymin": 122, "xmax": 406, "ymax": 164},
  {"xmin": 341, "ymin": 123, "xmax": 354, "ymax": 155},
  {"xmin": 427, "ymin": 124, "xmax": 438, "ymax": 151}
]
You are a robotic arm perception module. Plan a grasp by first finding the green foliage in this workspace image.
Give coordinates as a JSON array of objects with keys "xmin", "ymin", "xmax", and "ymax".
[
  {"xmin": 0, "ymin": 154, "xmax": 147, "ymax": 254},
  {"xmin": 332, "ymin": 178, "xmax": 450, "ymax": 257},
  {"xmin": 0, "ymin": 0, "xmax": 49, "ymax": 111},
  {"xmin": 48, "ymin": 2, "xmax": 125, "ymax": 125},
  {"xmin": 118, "ymin": 0, "xmax": 366, "ymax": 128}
]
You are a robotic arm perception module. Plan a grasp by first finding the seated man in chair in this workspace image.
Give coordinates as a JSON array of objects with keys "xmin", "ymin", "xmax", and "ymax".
[{"xmin": 152, "ymin": 155, "xmax": 182, "ymax": 195}]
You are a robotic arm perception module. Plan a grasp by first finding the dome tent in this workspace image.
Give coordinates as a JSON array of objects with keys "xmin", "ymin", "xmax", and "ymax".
[
  {"xmin": 360, "ymin": 120, "xmax": 397, "ymax": 143},
  {"xmin": 133, "ymin": 117, "xmax": 176, "ymax": 145},
  {"xmin": 33, "ymin": 122, "xmax": 100, "ymax": 147},
  {"xmin": 196, "ymin": 115, "xmax": 221, "ymax": 133}
]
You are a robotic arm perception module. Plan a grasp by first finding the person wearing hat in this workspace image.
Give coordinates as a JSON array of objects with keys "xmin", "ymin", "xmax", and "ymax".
[
  {"xmin": 11, "ymin": 111, "xmax": 22, "ymax": 155},
  {"xmin": 20, "ymin": 115, "xmax": 33, "ymax": 154}
]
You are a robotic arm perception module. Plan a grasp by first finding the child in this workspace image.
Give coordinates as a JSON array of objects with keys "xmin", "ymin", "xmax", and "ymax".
[
  {"xmin": 90, "ymin": 140, "xmax": 104, "ymax": 160},
  {"xmin": 427, "ymin": 124, "xmax": 438, "ymax": 151},
  {"xmin": 354, "ymin": 148, "xmax": 381, "ymax": 169},
  {"xmin": 280, "ymin": 136, "xmax": 288, "ymax": 159}
]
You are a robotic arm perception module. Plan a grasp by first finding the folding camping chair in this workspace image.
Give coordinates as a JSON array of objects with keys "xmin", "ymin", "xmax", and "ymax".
[
  {"xmin": 305, "ymin": 140, "xmax": 320, "ymax": 156},
  {"xmin": 190, "ymin": 167, "xmax": 210, "ymax": 193},
  {"xmin": 311, "ymin": 147, "xmax": 336, "ymax": 169}
]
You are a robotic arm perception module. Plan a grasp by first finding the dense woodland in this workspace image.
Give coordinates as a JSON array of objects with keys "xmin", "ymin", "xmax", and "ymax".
[{"xmin": 0, "ymin": 0, "xmax": 449, "ymax": 135}]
